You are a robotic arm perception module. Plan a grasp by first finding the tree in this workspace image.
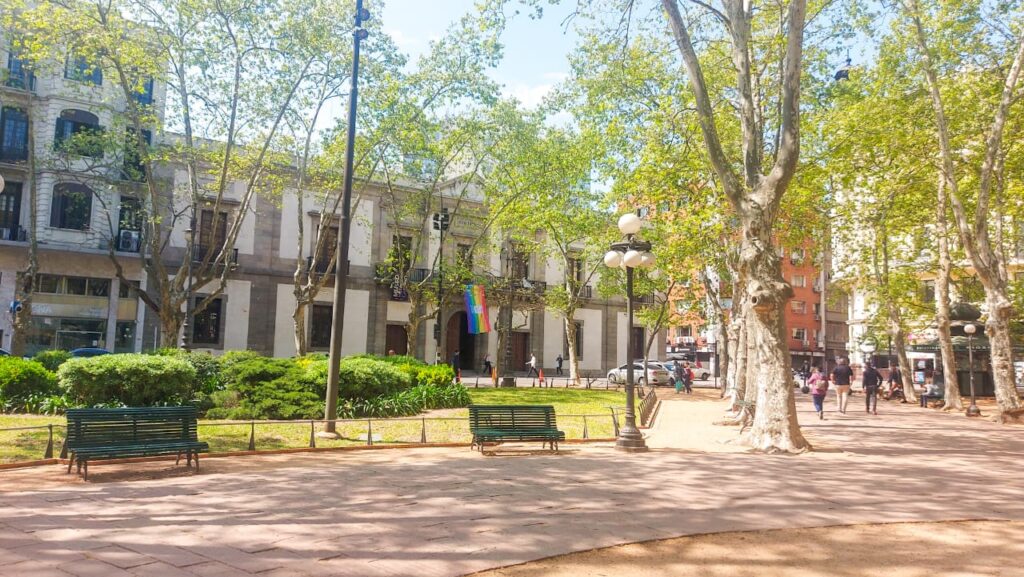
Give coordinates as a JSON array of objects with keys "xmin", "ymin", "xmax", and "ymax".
[{"xmin": 901, "ymin": 0, "xmax": 1024, "ymax": 420}]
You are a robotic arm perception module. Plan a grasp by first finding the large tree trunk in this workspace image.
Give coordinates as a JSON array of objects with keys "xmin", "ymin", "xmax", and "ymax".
[
  {"xmin": 891, "ymin": 321, "xmax": 917, "ymax": 403},
  {"xmin": 934, "ymin": 177, "xmax": 962, "ymax": 409},
  {"xmin": 565, "ymin": 316, "xmax": 581, "ymax": 385},
  {"xmin": 741, "ymin": 216, "xmax": 809, "ymax": 452},
  {"xmin": 293, "ymin": 299, "xmax": 308, "ymax": 356},
  {"xmin": 985, "ymin": 291, "xmax": 1022, "ymax": 420}
]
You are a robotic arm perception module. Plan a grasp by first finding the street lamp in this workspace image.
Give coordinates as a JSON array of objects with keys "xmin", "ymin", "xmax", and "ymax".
[
  {"xmin": 964, "ymin": 323, "xmax": 982, "ymax": 417},
  {"xmin": 323, "ymin": 0, "xmax": 371, "ymax": 437},
  {"xmin": 603, "ymin": 212, "xmax": 654, "ymax": 453},
  {"xmin": 499, "ymin": 246, "xmax": 515, "ymax": 388},
  {"xmin": 180, "ymin": 204, "xmax": 196, "ymax": 351}
]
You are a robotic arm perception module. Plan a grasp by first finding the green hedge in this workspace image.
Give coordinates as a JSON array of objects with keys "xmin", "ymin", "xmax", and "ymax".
[
  {"xmin": 58, "ymin": 354, "xmax": 197, "ymax": 407},
  {"xmin": 0, "ymin": 358, "xmax": 58, "ymax": 403},
  {"xmin": 33, "ymin": 350, "xmax": 72, "ymax": 372},
  {"xmin": 342, "ymin": 382, "xmax": 470, "ymax": 418}
]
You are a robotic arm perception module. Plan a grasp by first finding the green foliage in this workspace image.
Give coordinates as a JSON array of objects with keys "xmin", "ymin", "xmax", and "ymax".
[
  {"xmin": 336, "ymin": 357, "xmax": 413, "ymax": 399},
  {"xmin": 414, "ymin": 364, "xmax": 456, "ymax": 387},
  {"xmin": 341, "ymin": 383, "xmax": 470, "ymax": 418},
  {"xmin": 217, "ymin": 356, "xmax": 322, "ymax": 420},
  {"xmin": 153, "ymin": 349, "xmax": 224, "ymax": 395},
  {"xmin": 0, "ymin": 358, "xmax": 58, "ymax": 406},
  {"xmin": 32, "ymin": 350, "xmax": 72, "ymax": 372},
  {"xmin": 57, "ymin": 354, "xmax": 197, "ymax": 407}
]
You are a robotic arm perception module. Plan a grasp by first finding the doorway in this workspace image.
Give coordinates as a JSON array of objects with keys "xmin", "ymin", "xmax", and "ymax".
[
  {"xmin": 445, "ymin": 312, "xmax": 476, "ymax": 370},
  {"xmin": 511, "ymin": 332, "xmax": 530, "ymax": 371},
  {"xmin": 385, "ymin": 324, "xmax": 408, "ymax": 356}
]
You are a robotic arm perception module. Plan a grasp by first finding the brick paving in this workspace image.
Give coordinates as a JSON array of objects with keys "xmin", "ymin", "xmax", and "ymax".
[{"xmin": 1, "ymin": 394, "xmax": 1022, "ymax": 576}]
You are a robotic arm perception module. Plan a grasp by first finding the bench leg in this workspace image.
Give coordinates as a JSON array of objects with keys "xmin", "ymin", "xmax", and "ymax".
[
  {"xmin": 66, "ymin": 453, "xmax": 74, "ymax": 474},
  {"xmin": 186, "ymin": 450, "xmax": 193, "ymax": 468},
  {"xmin": 82, "ymin": 461, "xmax": 88, "ymax": 482},
  {"xmin": 176, "ymin": 452, "xmax": 182, "ymax": 465},
  {"xmin": 194, "ymin": 452, "xmax": 199, "ymax": 470}
]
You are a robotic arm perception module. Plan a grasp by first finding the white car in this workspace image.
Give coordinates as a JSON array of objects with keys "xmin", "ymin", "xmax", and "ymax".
[
  {"xmin": 606, "ymin": 363, "xmax": 671, "ymax": 386},
  {"xmin": 663, "ymin": 360, "xmax": 711, "ymax": 381}
]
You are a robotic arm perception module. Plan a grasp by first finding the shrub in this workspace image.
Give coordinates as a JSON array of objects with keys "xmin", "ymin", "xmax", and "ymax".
[
  {"xmin": 217, "ymin": 356, "xmax": 321, "ymax": 420},
  {"xmin": 33, "ymin": 350, "xmax": 72, "ymax": 372},
  {"xmin": 337, "ymin": 357, "xmax": 412, "ymax": 399},
  {"xmin": 0, "ymin": 357, "xmax": 58, "ymax": 406},
  {"xmin": 58, "ymin": 354, "xmax": 197, "ymax": 407},
  {"xmin": 415, "ymin": 364, "xmax": 456, "ymax": 388},
  {"xmin": 153, "ymin": 349, "xmax": 224, "ymax": 395},
  {"xmin": 341, "ymin": 382, "xmax": 470, "ymax": 418}
]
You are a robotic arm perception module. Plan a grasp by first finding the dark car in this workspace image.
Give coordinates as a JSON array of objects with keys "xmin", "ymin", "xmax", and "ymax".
[
  {"xmin": 0, "ymin": 348, "xmax": 9, "ymax": 356},
  {"xmin": 69, "ymin": 347, "xmax": 111, "ymax": 358}
]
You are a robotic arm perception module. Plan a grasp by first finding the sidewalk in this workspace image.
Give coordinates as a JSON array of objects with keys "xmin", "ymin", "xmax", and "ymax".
[{"xmin": 1, "ymin": 391, "xmax": 1021, "ymax": 576}]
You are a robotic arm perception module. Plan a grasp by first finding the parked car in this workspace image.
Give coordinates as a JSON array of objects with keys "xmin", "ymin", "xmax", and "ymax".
[
  {"xmin": 69, "ymin": 347, "xmax": 110, "ymax": 358},
  {"xmin": 0, "ymin": 348, "xmax": 8, "ymax": 356},
  {"xmin": 663, "ymin": 360, "xmax": 711, "ymax": 381},
  {"xmin": 606, "ymin": 363, "xmax": 671, "ymax": 386}
]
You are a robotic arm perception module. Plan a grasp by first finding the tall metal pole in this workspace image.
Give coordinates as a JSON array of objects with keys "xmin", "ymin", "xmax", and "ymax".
[
  {"xmin": 436, "ymin": 216, "xmax": 444, "ymax": 364},
  {"xmin": 617, "ymin": 264, "xmax": 647, "ymax": 451},
  {"xmin": 180, "ymin": 203, "xmax": 196, "ymax": 351},
  {"xmin": 323, "ymin": 1, "xmax": 369, "ymax": 436},
  {"xmin": 501, "ymin": 248, "xmax": 515, "ymax": 387},
  {"xmin": 966, "ymin": 332, "xmax": 980, "ymax": 417}
]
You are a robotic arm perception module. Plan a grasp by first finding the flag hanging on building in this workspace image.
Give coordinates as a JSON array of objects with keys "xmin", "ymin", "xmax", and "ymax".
[{"xmin": 464, "ymin": 284, "xmax": 491, "ymax": 334}]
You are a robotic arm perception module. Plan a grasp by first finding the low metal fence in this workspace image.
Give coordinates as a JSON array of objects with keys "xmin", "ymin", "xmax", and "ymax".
[{"xmin": 0, "ymin": 413, "xmax": 619, "ymax": 465}]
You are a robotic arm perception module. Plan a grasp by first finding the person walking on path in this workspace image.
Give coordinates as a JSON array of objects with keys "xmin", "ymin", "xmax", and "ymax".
[
  {"xmin": 451, "ymin": 350, "xmax": 461, "ymax": 373},
  {"xmin": 863, "ymin": 362, "xmax": 883, "ymax": 415},
  {"xmin": 555, "ymin": 353, "xmax": 564, "ymax": 375},
  {"xmin": 526, "ymin": 353, "xmax": 539, "ymax": 377},
  {"xmin": 678, "ymin": 361, "xmax": 694, "ymax": 394},
  {"xmin": 483, "ymin": 353, "xmax": 492, "ymax": 377},
  {"xmin": 808, "ymin": 366, "xmax": 829, "ymax": 420},
  {"xmin": 831, "ymin": 358, "xmax": 854, "ymax": 414}
]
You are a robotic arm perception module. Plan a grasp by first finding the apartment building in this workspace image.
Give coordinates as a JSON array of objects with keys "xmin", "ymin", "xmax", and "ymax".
[{"xmin": 0, "ymin": 41, "xmax": 663, "ymax": 372}]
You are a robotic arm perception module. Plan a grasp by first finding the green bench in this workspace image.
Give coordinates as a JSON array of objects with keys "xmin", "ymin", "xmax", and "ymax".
[
  {"xmin": 65, "ymin": 407, "xmax": 209, "ymax": 480},
  {"xmin": 468, "ymin": 404, "xmax": 565, "ymax": 452}
]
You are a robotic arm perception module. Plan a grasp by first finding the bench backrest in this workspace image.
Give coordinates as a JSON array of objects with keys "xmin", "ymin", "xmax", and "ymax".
[
  {"xmin": 468, "ymin": 405, "xmax": 558, "ymax": 432},
  {"xmin": 66, "ymin": 407, "xmax": 200, "ymax": 449}
]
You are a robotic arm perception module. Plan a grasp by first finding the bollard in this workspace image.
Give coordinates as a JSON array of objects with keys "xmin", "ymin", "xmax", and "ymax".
[
  {"xmin": 610, "ymin": 409, "xmax": 619, "ymax": 437},
  {"xmin": 44, "ymin": 424, "xmax": 54, "ymax": 459},
  {"xmin": 366, "ymin": 419, "xmax": 373, "ymax": 446},
  {"xmin": 248, "ymin": 421, "xmax": 256, "ymax": 451},
  {"xmin": 309, "ymin": 420, "xmax": 316, "ymax": 448},
  {"xmin": 59, "ymin": 438, "xmax": 68, "ymax": 460},
  {"xmin": 420, "ymin": 417, "xmax": 427, "ymax": 444},
  {"xmin": 582, "ymin": 416, "xmax": 589, "ymax": 439}
]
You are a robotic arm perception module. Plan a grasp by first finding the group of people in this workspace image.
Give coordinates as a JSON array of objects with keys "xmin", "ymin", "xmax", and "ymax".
[
  {"xmin": 804, "ymin": 358, "xmax": 914, "ymax": 420},
  {"xmin": 449, "ymin": 351, "xmax": 566, "ymax": 378}
]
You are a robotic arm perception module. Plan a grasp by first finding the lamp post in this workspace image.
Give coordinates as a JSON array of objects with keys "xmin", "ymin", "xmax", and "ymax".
[
  {"xmin": 180, "ymin": 204, "xmax": 196, "ymax": 351},
  {"xmin": 964, "ymin": 323, "xmax": 981, "ymax": 417},
  {"xmin": 499, "ymin": 246, "xmax": 515, "ymax": 388},
  {"xmin": 603, "ymin": 212, "xmax": 654, "ymax": 453},
  {"xmin": 432, "ymin": 208, "xmax": 450, "ymax": 364},
  {"xmin": 322, "ymin": 0, "xmax": 370, "ymax": 437}
]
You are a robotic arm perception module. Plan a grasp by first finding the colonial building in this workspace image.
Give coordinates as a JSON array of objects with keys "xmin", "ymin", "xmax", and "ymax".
[{"xmin": 0, "ymin": 40, "xmax": 664, "ymax": 373}]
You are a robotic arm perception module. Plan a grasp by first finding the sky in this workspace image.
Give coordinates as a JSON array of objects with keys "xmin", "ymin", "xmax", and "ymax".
[{"xmin": 377, "ymin": 0, "xmax": 580, "ymax": 109}]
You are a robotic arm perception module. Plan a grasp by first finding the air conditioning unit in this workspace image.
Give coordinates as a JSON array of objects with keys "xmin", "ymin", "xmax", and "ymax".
[{"xmin": 118, "ymin": 230, "xmax": 141, "ymax": 252}]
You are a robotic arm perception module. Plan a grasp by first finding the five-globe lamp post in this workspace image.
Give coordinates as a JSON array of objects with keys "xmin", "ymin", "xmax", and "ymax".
[
  {"xmin": 964, "ymin": 323, "xmax": 981, "ymax": 417},
  {"xmin": 603, "ymin": 213, "xmax": 655, "ymax": 453}
]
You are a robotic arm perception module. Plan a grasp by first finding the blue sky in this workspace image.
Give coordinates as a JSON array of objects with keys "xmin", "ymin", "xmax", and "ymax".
[{"xmin": 378, "ymin": 0, "xmax": 580, "ymax": 108}]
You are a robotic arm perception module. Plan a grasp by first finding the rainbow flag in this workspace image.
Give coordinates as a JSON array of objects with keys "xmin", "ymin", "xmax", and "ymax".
[{"xmin": 464, "ymin": 284, "xmax": 491, "ymax": 334}]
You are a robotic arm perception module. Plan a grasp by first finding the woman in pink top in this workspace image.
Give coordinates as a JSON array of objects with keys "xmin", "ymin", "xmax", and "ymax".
[{"xmin": 808, "ymin": 367, "xmax": 828, "ymax": 420}]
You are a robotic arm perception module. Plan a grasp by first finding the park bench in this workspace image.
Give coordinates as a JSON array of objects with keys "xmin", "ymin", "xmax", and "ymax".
[
  {"xmin": 65, "ymin": 407, "xmax": 208, "ymax": 480},
  {"xmin": 468, "ymin": 404, "xmax": 565, "ymax": 453}
]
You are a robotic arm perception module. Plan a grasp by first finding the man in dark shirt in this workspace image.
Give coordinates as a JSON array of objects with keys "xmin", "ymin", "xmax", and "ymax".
[
  {"xmin": 862, "ymin": 362, "xmax": 883, "ymax": 415},
  {"xmin": 831, "ymin": 358, "xmax": 854, "ymax": 414}
]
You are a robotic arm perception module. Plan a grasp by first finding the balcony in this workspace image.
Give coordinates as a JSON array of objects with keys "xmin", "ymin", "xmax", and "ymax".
[
  {"xmin": 192, "ymin": 245, "xmax": 238, "ymax": 266},
  {"xmin": 578, "ymin": 284, "xmax": 593, "ymax": 299},
  {"xmin": 633, "ymin": 293, "xmax": 655, "ymax": 305},
  {"xmin": 0, "ymin": 144, "xmax": 28, "ymax": 163},
  {"xmin": 2, "ymin": 70, "xmax": 35, "ymax": 92}
]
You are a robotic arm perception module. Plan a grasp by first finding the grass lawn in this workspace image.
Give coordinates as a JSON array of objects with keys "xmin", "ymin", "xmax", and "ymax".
[{"xmin": 0, "ymin": 388, "xmax": 625, "ymax": 464}]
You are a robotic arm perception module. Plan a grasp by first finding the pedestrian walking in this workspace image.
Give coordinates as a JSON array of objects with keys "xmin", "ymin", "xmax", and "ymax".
[
  {"xmin": 863, "ymin": 362, "xmax": 883, "ymax": 415},
  {"xmin": 483, "ymin": 353, "xmax": 492, "ymax": 376},
  {"xmin": 526, "ymin": 353, "xmax": 538, "ymax": 377},
  {"xmin": 831, "ymin": 358, "xmax": 854, "ymax": 414},
  {"xmin": 808, "ymin": 366, "xmax": 828, "ymax": 420},
  {"xmin": 887, "ymin": 365, "xmax": 907, "ymax": 402},
  {"xmin": 679, "ymin": 361, "xmax": 694, "ymax": 394},
  {"xmin": 451, "ymin": 350, "xmax": 461, "ymax": 373},
  {"xmin": 555, "ymin": 353, "xmax": 563, "ymax": 375}
]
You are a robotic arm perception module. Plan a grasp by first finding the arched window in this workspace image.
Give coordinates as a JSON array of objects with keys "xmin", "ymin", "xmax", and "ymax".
[
  {"xmin": 54, "ymin": 109, "xmax": 103, "ymax": 158},
  {"xmin": 50, "ymin": 183, "xmax": 93, "ymax": 230}
]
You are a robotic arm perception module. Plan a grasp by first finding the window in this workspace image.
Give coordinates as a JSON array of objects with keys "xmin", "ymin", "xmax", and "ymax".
[
  {"xmin": 814, "ymin": 303, "xmax": 821, "ymax": 316},
  {"xmin": 87, "ymin": 278, "xmax": 110, "ymax": 297},
  {"xmin": 0, "ymin": 181, "xmax": 22, "ymax": 240},
  {"xmin": 567, "ymin": 257, "xmax": 584, "ymax": 285},
  {"xmin": 457, "ymin": 243, "xmax": 473, "ymax": 271},
  {"xmin": 1, "ymin": 107, "xmax": 29, "ymax": 161},
  {"xmin": 133, "ymin": 77, "xmax": 154, "ymax": 105},
  {"xmin": 114, "ymin": 321, "xmax": 136, "ymax": 353},
  {"xmin": 197, "ymin": 209, "xmax": 228, "ymax": 260},
  {"xmin": 36, "ymin": 275, "xmax": 60, "ymax": 294},
  {"xmin": 791, "ymin": 275, "xmax": 806, "ymax": 288},
  {"xmin": 122, "ymin": 129, "xmax": 152, "ymax": 182},
  {"xmin": 119, "ymin": 280, "xmax": 140, "ymax": 298},
  {"xmin": 675, "ymin": 326, "xmax": 692, "ymax": 338},
  {"xmin": 564, "ymin": 321, "xmax": 583, "ymax": 358},
  {"xmin": 922, "ymin": 280, "xmax": 936, "ymax": 304},
  {"xmin": 790, "ymin": 300, "xmax": 806, "ymax": 314},
  {"xmin": 310, "ymin": 304, "xmax": 332, "ymax": 348},
  {"xmin": 5, "ymin": 48, "xmax": 34, "ymax": 90},
  {"xmin": 54, "ymin": 109, "xmax": 103, "ymax": 158},
  {"xmin": 311, "ymin": 222, "xmax": 338, "ymax": 274},
  {"xmin": 510, "ymin": 246, "xmax": 529, "ymax": 280},
  {"xmin": 65, "ymin": 54, "xmax": 102, "ymax": 85},
  {"xmin": 790, "ymin": 248, "xmax": 805, "ymax": 263},
  {"xmin": 64, "ymin": 277, "xmax": 87, "ymax": 295},
  {"xmin": 792, "ymin": 327, "xmax": 807, "ymax": 341},
  {"xmin": 50, "ymin": 183, "xmax": 93, "ymax": 230},
  {"xmin": 192, "ymin": 297, "xmax": 223, "ymax": 345}
]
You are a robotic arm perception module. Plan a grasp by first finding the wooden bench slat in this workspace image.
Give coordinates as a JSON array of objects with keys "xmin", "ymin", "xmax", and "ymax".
[{"xmin": 468, "ymin": 405, "xmax": 565, "ymax": 453}]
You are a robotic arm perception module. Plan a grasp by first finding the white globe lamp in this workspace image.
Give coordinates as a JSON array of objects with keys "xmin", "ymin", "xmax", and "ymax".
[
  {"xmin": 618, "ymin": 213, "xmax": 642, "ymax": 236},
  {"xmin": 640, "ymin": 252, "xmax": 656, "ymax": 268},
  {"xmin": 603, "ymin": 250, "xmax": 623, "ymax": 268},
  {"xmin": 623, "ymin": 250, "xmax": 643, "ymax": 268}
]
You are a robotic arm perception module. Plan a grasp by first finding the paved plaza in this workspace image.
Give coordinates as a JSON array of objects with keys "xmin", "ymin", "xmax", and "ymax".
[{"xmin": 2, "ymin": 393, "xmax": 1023, "ymax": 576}]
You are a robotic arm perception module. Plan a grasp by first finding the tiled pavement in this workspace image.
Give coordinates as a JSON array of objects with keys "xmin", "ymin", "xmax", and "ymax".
[{"xmin": 2, "ymin": 395, "xmax": 1022, "ymax": 576}]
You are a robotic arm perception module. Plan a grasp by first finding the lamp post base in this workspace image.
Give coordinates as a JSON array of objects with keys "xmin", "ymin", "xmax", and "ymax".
[
  {"xmin": 500, "ymin": 377, "xmax": 517, "ymax": 388},
  {"xmin": 615, "ymin": 427, "xmax": 648, "ymax": 452},
  {"xmin": 966, "ymin": 404, "xmax": 982, "ymax": 417}
]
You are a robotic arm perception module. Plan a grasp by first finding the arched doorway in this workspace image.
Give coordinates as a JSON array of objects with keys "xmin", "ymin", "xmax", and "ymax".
[
  {"xmin": 445, "ymin": 312, "xmax": 476, "ymax": 370},
  {"xmin": 384, "ymin": 324, "xmax": 408, "ymax": 356}
]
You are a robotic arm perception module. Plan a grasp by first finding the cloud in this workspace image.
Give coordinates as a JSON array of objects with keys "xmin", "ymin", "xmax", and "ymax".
[
  {"xmin": 506, "ymin": 73, "xmax": 568, "ymax": 109},
  {"xmin": 385, "ymin": 28, "xmax": 419, "ymax": 51}
]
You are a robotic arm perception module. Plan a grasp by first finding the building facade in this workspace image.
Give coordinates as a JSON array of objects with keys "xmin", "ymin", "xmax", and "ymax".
[{"xmin": 0, "ymin": 43, "xmax": 664, "ymax": 373}]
